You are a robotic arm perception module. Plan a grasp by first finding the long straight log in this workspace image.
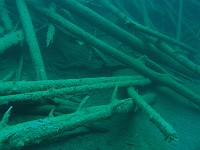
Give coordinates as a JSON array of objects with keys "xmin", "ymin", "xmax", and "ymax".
[
  {"xmin": 0, "ymin": 80, "xmax": 147, "ymax": 106},
  {"xmin": 0, "ymin": 76, "xmax": 149, "ymax": 96},
  {"xmin": 98, "ymin": 0, "xmax": 200, "ymax": 78},
  {"xmin": 26, "ymin": 3, "xmax": 200, "ymax": 107}
]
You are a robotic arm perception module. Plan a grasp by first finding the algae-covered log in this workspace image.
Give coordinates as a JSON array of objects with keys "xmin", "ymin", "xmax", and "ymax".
[
  {"xmin": 27, "ymin": 3, "xmax": 200, "ymax": 107},
  {"xmin": 128, "ymin": 87, "xmax": 178, "ymax": 141},
  {"xmin": 54, "ymin": 0, "xmax": 196, "ymax": 78},
  {"xmin": 97, "ymin": 0, "xmax": 196, "ymax": 54},
  {"xmin": 0, "ymin": 76, "xmax": 150, "ymax": 96},
  {"xmin": 0, "ymin": 97, "xmax": 131, "ymax": 149},
  {"xmin": 98, "ymin": 0, "xmax": 200, "ymax": 77},
  {"xmin": 16, "ymin": 0, "xmax": 47, "ymax": 80},
  {"xmin": 0, "ymin": 80, "xmax": 148, "ymax": 106}
]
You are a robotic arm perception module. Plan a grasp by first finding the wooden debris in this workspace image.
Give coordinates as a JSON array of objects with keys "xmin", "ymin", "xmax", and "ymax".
[
  {"xmin": 0, "ymin": 96, "xmax": 132, "ymax": 149},
  {"xmin": 16, "ymin": 0, "xmax": 47, "ymax": 80},
  {"xmin": 0, "ymin": 76, "xmax": 150, "ymax": 95},
  {"xmin": 0, "ymin": 79, "xmax": 149, "ymax": 106},
  {"xmin": 53, "ymin": 0, "xmax": 196, "ymax": 78},
  {"xmin": 27, "ymin": 3, "xmax": 200, "ymax": 107},
  {"xmin": 128, "ymin": 87, "xmax": 178, "ymax": 141},
  {"xmin": 97, "ymin": 0, "xmax": 197, "ymax": 54}
]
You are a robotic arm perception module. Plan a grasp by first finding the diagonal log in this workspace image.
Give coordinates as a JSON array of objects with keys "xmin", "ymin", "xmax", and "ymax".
[
  {"xmin": 128, "ymin": 87, "xmax": 178, "ymax": 141},
  {"xmin": 26, "ymin": 3, "xmax": 200, "ymax": 107},
  {"xmin": 53, "ymin": 0, "xmax": 196, "ymax": 78},
  {"xmin": 0, "ymin": 25, "xmax": 47, "ymax": 54},
  {"xmin": 16, "ymin": 0, "xmax": 47, "ymax": 80},
  {"xmin": 97, "ymin": 0, "xmax": 197, "ymax": 54},
  {"xmin": 0, "ymin": 98, "xmax": 131, "ymax": 149}
]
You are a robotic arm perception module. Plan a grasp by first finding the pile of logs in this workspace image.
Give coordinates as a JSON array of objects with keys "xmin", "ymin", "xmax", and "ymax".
[{"xmin": 0, "ymin": 0, "xmax": 199, "ymax": 149}]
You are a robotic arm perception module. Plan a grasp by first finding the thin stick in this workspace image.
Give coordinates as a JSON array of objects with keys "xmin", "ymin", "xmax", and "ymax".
[{"xmin": 176, "ymin": 0, "xmax": 183, "ymax": 48}]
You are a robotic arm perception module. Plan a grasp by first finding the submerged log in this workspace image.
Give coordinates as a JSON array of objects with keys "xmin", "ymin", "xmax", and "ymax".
[
  {"xmin": 0, "ymin": 76, "xmax": 150, "ymax": 95},
  {"xmin": 27, "ymin": 3, "xmax": 200, "ymax": 107},
  {"xmin": 97, "ymin": 0, "xmax": 197, "ymax": 54},
  {"xmin": 0, "ymin": 97, "xmax": 131, "ymax": 149},
  {"xmin": 16, "ymin": 0, "xmax": 47, "ymax": 80},
  {"xmin": 54, "ymin": 0, "xmax": 197, "ymax": 78},
  {"xmin": 128, "ymin": 87, "xmax": 178, "ymax": 141}
]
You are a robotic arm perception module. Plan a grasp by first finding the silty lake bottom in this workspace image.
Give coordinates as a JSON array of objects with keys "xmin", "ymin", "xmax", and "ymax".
[{"xmin": 0, "ymin": 0, "xmax": 200, "ymax": 149}]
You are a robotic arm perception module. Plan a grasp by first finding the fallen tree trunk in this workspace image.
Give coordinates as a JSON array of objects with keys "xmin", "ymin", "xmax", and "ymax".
[
  {"xmin": 97, "ymin": 0, "xmax": 197, "ymax": 54},
  {"xmin": 128, "ymin": 87, "xmax": 178, "ymax": 141},
  {"xmin": 0, "ymin": 76, "xmax": 150, "ymax": 96},
  {"xmin": 0, "ymin": 97, "xmax": 131, "ymax": 149},
  {"xmin": 98, "ymin": 0, "xmax": 200, "ymax": 78},
  {"xmin": 0, "ymin": 80, "xmax": 148, "ymax": 106},
  {"xmin": 27, "ymin": 4, "xmax": 200, "ymax": 107}
]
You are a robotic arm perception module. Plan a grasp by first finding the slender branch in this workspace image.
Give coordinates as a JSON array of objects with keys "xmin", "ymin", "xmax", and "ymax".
[
  {"xmin": 176, "ymin": 0, "xmax": 183, "ymax": 42},
  {"xmin": 98, "ymin": 0, "xmax": 197, "ymax": 54}
]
